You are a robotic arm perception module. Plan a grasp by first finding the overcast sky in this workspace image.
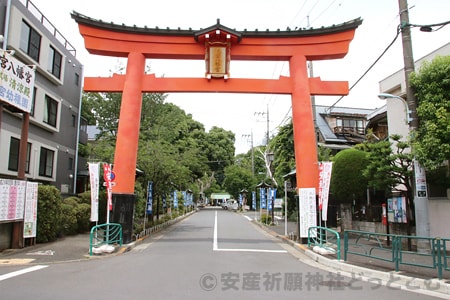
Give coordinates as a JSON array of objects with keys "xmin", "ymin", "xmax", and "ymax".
[{"xmin": 29, "ymin": 0, "xmax": 450, "ymax": 154}]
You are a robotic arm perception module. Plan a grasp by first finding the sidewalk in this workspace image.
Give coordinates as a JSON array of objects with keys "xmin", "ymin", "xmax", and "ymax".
[{"xmin": 0, "ymin": 234, "xmax": 113, "ymax": 265}]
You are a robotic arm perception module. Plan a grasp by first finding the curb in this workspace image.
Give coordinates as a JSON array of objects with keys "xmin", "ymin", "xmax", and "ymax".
[{"xmin": 252, "ymin": 219, "xmax": 450, "ymax": 297}]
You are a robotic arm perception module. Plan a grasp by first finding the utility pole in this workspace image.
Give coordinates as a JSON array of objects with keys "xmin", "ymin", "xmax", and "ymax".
[
  {"xmin": 242, "ymin": 132, "xmax": 255, "ymax": 177},
  {"xmin": 254, "ymin": 103, "xmax": 270, "ymax": 146},
  {"xmin": 398, "ymin": 0, "xmax": 430, "ymax": 248},
  {"xmin": 306, "ymin": 15, "xmax": 318, "ymax": 139}
]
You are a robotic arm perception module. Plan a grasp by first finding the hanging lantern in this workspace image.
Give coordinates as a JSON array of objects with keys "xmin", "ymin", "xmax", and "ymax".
[{"xmin": 195, "ymin": 20, "xmax": 241, "ymax": 80}]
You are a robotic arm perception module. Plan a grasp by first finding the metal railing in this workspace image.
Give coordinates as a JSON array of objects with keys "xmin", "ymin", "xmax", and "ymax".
[
  {"xmin": 344, "ymin": 230, "xmax": 450, "ymax": 279},
  {"xmin": 308, "ymin": 226, "xmax": 341, "ymax": 260},
  {"xmin": 89, "ymin": 223, "xmax": 123, "ymax": 256}
]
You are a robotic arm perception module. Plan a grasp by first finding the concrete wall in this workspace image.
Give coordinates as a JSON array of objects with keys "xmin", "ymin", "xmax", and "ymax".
[{"xmin": 428, "ymin": 197, "xmax": 450, "ymax": 238}]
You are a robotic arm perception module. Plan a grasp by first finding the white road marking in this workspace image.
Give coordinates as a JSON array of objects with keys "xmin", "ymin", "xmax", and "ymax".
[
  {"xmin": 243, "ymin": 215, "xmax": 253, "ymax": 221},
  {"xmin": 0, "ymin": 265, "xmax": 48, "ymax": 282},
  {"xmin": 213, "ymin": 211, "xmax": 218, "ymax": 251},
  {"xmin": 215, "ymin": 248, "xmax": 287, "ymax": 253},
  {"xmin": 213, "ymin": 211, "xmax": 287, "ymax": 253}
]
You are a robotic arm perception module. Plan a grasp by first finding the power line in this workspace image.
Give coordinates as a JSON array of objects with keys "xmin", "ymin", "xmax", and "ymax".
[{"xmin": 325, "ymin": 23, "xmax": 402, "ymax": 114}]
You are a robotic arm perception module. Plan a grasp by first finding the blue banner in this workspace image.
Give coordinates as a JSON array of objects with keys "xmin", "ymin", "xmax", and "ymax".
[
  {"xmin": 268, "ymin": 188, "xmax": 277, "ymax": 211},
  {"xmin": 162, "ymin": 194, "xmax": 167, "ymax": 209},
  {"xmin": 252, "ymin": 191, "xmax": 256, "ymax": 210},
  {"xmin": 146, "ymin": 181, "xmax": 153, "ymax": 214},
  {"xmin": 182, "ymin": 191, "xmax": 187, "ymax": 206},
  {"xmin": 260, "ymin": 188, "xmax": 266, "ymax": 209},
  {"xmin": 239, "ymin": 194, "xmax": 243, "ymax": 206},
  {"xmin": 173, "ymin": 190, "xmax": 178, "ymax": 208}
]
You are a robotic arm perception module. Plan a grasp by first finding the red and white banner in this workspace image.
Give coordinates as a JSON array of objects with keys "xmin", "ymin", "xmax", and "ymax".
[
  {"xmin": 103, "ymin": 163, "xmax": 113, "ymax": 211},
  {"xmin": 318, "ymin": 161, "xmax": 333, "ymax": 221},
  {"xmin": 89, "ymin": 163, "xmax": 100, "ymax": 222}
]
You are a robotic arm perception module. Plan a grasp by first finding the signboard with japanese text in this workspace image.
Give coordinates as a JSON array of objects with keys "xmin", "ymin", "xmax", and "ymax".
[
  {"xmin": 0, "ymin": 50, "xmax": 35, "ymax": 113},
  {"xmin": 387, "ymin": 196, "xmax": 407, "ymax": 223},
  {"xmin": 89, "ymin": 163, "xmax": 100, "ymax": 222},
  {"xmin": 0, "ymin": 179, "xmax": 26, "ymax": 222},
  {"xmin": 299, "ymin": 188, "xmax": 317, "ymax": 238},
  {"xmin": 23, "ymin": 182, "xmax": 38, "ymax": 238},
  {"xmin": 414, "ymin": 160, "xmax": 427, "ymax": 198}
]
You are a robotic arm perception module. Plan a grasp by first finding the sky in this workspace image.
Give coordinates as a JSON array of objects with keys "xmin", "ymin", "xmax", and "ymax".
[{"xmin": 29, "ymin": 0, "xmax": 450, "ymax": 154}]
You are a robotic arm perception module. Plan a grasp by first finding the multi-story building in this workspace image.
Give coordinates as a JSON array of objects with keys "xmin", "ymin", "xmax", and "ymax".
[{"xmin": 0, "ymin": 0, "xmax": 85, "ymax": 247}]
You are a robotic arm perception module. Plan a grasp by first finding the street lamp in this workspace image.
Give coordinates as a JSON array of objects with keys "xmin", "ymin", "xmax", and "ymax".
[
  {"xmin": 377, "ymin": 92, "xmax": 430, "ymax": 251},
  {"xmin": 378, "ymin": 93, "xmax": 412, "ymax": 124}
]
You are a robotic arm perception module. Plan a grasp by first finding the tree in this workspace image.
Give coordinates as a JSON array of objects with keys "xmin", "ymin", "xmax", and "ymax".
[
  {"xmin": 269, "ymin": 120, "xmax": 295, "ymax": 187},
  {"xmin": 202, "ymin": 126, "xmax": 236, "ymax": 185},
  {"xmin": 330, "ymin": 148, "xmax": 369, "ymax": 204},
  {"xmin": 410, "ymin": 55, "xmax": 450, "ymax": 170},
  {"xmin": 222, "ymin": 164, "xmax": 254, "ymax": 200},
  {"xmin": 362, "ymin": 135, "xmax": 414, "ymax": 200}
]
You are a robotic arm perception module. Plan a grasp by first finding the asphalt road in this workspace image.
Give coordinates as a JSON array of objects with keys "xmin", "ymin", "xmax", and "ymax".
[{"xmin": 0, "ymin": 208, "xmax": 445, "ymax": 299}]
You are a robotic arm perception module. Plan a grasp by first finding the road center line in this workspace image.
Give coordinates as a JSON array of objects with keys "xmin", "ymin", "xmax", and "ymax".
[
  {"xmin": 213, "ymin": 211, "xmax": 287, "ymax": 253},
  {"xmin": 0, "ymin": 265, "xmax": 48, "ymax": 282},
  {"xmin": 213, "ymin": 211, "xmax": 218, "ymax": 251}
]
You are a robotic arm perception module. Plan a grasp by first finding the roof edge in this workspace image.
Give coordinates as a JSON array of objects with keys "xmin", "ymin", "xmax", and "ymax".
[{"xmin": 71, "ymin": 11, "xmax": 362, "ymax": 38}]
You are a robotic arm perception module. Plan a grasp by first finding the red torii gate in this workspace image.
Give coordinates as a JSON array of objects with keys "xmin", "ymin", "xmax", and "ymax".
[{"xmin": 72, "ymin": 13, "xmax": 361, "ymax": 196}]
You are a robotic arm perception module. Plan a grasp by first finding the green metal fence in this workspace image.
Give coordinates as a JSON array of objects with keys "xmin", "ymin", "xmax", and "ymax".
[
  {"xmin": 308, "ymin": 226, "xmax": 341, "ymax": 260},
  {"xmin": 344, "ymin": 230, "xmax": 450, "ymax": 279},
  {"xmin": 89, "ymin": 223, "xmax": 123, "ymax": 256}
]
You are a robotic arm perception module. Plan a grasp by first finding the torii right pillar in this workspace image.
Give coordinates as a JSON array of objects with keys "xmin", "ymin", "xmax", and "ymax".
[{"xmin": 290, "ymin": 54, "xmax": 319, "ymax": 191}]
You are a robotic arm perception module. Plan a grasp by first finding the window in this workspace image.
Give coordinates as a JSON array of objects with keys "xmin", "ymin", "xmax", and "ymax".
[
  {"xmin": 20, "ymin": 21, "xmax": 41, "ymax": 62},
  {"xmin": 43, "ymin": 95, "xmax": 58, "ymax": 127},
  {"xmin": 75, "ymin": 73, "xmax": 80, "ymax": 86},
  {"xmin": 48, "ymin": 46, "xmax": 62, "ymax": 78},
  {"xmin": 336, "ymin": 118, "xmax": 366, "ymax": 135},
  {"xmin": 68, "ymin": 157, "xmax": 73, "ymax": 171},
  {"xmin": 8, "ymin": 137, "xmax": 31, "ymax": 173},
  {"xmin": 8, "ymin": 138, "xmax": 19, "ymax": 171},
  {"xmin": 39, "ymin": 147, "xmax": 54, "ymax": 177},
  {"xmin": 72, "ymin": 114, "xmax": 76, "ymax": 127}
]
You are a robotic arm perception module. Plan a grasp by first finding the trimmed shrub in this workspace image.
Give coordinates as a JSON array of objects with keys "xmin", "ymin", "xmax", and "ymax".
[{"xmin": 36, "ymin": 185, "xmax": 62, "ymax": 243}]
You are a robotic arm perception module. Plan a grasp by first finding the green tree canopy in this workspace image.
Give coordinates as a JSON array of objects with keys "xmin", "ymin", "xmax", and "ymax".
[
  {"xmin": 330, "ymin": 148, "xmax": 369, "ymax": 203},
  {"xmin": 222, "ymin": 164, "xmax": 254, "ymax": 199},
  {"xmin": 410, "ymin": 55, "xmax": 450, "ymax": 170},
  {"xmin": 362, "ymin": 135, "xmax": 414, "ymax": 200}
]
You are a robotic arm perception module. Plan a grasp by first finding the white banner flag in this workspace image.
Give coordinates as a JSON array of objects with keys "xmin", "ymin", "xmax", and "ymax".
[
  {"xmin": 318, "ymin": 161, "xmax": 333, "ymax": 222},
  {"xmin": 89, "ymin": 163, "xmax": 100, "ymax": 222}
]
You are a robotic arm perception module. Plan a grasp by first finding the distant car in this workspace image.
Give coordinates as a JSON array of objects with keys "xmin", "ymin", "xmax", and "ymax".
[
  {"xmin": 228, "ymin": 200, "xmax": 238, "ymax": 211},
  {"xmin": 221, "ymin": 200, "xmax": 229, "ymax": 209}
]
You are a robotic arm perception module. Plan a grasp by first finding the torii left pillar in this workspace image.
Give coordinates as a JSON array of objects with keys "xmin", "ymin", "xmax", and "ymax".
[{"xmin": 109, "ymin": 52, "xmax": 145, "ymax": 243}]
